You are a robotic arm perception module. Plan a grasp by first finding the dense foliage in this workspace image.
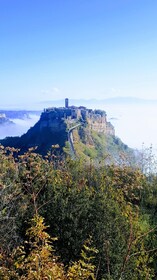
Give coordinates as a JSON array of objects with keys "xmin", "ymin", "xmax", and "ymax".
[{"xmin": 0, "ymin": 146, "xmax": 157, "ymax": 279}]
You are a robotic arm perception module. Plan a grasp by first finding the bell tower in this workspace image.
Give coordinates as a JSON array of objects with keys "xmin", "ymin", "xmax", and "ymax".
[{"xmin": 65, "ymin": 98, "xmax": 69, "ymax": 108}]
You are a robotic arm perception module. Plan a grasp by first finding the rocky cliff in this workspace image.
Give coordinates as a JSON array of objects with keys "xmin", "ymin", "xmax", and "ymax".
[
  {"xmin": 0, "ymin": 105, "xmax": 131, "ymax": 161},
  {"xmin": 41, "ymin": 106, "xmax": 115, "ymax": 135}
]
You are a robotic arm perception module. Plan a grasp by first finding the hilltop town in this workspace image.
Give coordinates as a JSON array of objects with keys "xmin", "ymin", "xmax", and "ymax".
[
  {"xmin": 42, "ymin": 98, "xmax": 115, "ymax": 136},
  {"xmin": 0, "ymin": 99, "xmax": 132, "ymax": 161}
]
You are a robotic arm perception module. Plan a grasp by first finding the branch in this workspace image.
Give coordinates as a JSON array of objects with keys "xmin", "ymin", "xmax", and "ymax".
[
  {"xmin": 129, "ymin": 247, "xmax": 157, "ymax": 259},
  {"xmin": 133, "ymin": 226, "xmax": 157, "ymax": 244}
]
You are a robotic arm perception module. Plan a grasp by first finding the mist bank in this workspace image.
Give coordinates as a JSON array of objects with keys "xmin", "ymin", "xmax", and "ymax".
[
  {"xmin": 38, "ymin": 97, "xmax": 157, "ymax": 153},
  {"xmin": 40, "ymin": 98, "xmax": 157, "ymax": 152},
  {"xmin": 0, "ymin": 113, "xmax": 40, "ymax": 140},
  {"xmin": 0, "ymin": 99, "xmax": 157, "ymax": 156},
  {"xmin": 98, "ymin": 103, "xmax": 157, "ymax": 154}
]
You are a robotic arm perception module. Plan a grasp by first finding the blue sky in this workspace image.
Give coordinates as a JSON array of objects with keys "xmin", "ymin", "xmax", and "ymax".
[{"xmin": 0, "ymin": 0, "xmax": 157, "ymax": 108}]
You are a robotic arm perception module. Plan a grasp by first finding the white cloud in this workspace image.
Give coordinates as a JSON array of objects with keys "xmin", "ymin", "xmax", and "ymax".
[
  {"xmin": 41, "ymin": 87, "xmax": 60, "ymax": 96},
  {"xmin": 52, "ymin": 87, "xmax": 59, "ymax": 93}
]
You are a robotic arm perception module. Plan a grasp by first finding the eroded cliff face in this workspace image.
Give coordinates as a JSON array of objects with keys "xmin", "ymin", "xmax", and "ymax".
[
  {"xmin": 0, "ymin": 106, "xmax": 115, "ymax": 156},
  {"xmin": 40, "ymin": 110, "xmax": 67, "ymax": 132},
  {"xmin": 87, "ymin": 115, "xmax": 115, "ymax": 136},
  {"xmin": 40, "ymin": 107, "xmax": 115, "ymax": 137}
]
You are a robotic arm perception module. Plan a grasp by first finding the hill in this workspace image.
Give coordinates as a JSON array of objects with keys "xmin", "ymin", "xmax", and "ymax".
[{"xmin": 0, "ymin": 100, "xmax": 135, "ymax": 162}]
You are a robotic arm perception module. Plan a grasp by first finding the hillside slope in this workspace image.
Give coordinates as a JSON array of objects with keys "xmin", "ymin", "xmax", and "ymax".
[
  {"xmin": 0, "ymin": 106, "xmax": 135, "ymax": 162},
  {"xmin": 65, "ymin": 124, "xmax": 134, "ymax": 164}
]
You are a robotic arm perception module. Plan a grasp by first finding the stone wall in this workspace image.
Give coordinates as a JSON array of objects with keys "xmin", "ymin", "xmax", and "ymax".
[
  {"xmin": 87, "ymin": 112, "xmax": 115, "ymax": 136},
  {"xmin": 39, "ymin": 106, "xmax": 115, "ymax": 136}
]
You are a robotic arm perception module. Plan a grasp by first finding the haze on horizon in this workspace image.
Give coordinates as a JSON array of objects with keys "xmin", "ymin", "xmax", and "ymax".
[
  {"xmin": 1, "ymin": 0, "xmax": 157, "ymax": 153},
  {"xmin": 0, "ymin": 0, "xmax": 157, "ymax": 108}
]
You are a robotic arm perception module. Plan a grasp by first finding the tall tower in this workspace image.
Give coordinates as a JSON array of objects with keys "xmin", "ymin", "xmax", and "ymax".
[{"xmin": 65, "ymin": 98, "xmax": 69, "ymax": 108}]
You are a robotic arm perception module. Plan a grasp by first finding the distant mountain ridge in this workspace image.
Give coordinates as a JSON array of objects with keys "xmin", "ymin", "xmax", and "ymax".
[
  {"xmin": 0, "ymin": 110, "xmax": 41, "ymax": 119},
  {"xmin": 38, "ymin": 97, "xmax": 157, "ymax": 108}
]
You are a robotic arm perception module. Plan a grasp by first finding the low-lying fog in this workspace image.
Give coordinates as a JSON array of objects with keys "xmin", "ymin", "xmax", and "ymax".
[
  {"xmin": 99, "ymin": 102, "xmax": 157, "ymax": 154},
  {"xmin": 1, "ymin": 101, "xmax": 157, "ymax": 156},
  {"xmin": 0, "ymin": 114, "xmax": 40, "ymax": 140}
]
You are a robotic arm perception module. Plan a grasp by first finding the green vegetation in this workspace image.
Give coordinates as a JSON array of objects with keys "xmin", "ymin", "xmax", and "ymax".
[
  {"xmin": 70, "ymin": 126, "xmax": 135, "ymax": 164},
  {"xmin": 0, "ymin": 111, "xmax": 135, "ymax": 164},
  {"xmin": 0, "ymin": 146, "xmax": 157, "ymax": 279}
]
